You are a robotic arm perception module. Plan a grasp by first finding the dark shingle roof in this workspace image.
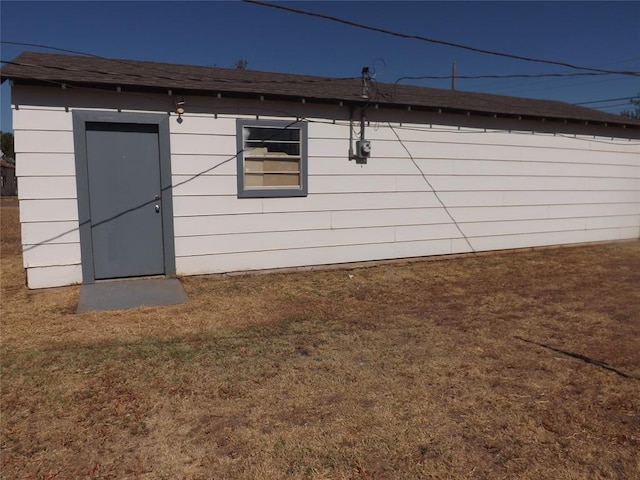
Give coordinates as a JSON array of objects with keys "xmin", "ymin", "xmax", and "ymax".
[{"xmin": 2, "ymin": 51, "xmax": 639, "ymax": 128}]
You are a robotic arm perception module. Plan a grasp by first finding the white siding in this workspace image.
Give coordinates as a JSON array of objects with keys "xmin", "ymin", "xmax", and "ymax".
[
  {"xmin": 26, "ymin": 265, "xmax": 83, "ymax": 289},
  {"xmin": 21, "ymin": 221, "xmax": 80, "ymax": 244},
  {"xmin": 12, "ymin": 87, "xmax": 640, "ymax": 288},
  {"xmin": 18, "ymin": 176, "xmax": 78, "ymax": 199},
  {"xmin": 16, "ymin": 153, "xmax": 76, "ymax": 176},
  {"xmin": 14, "ymin": 106, "xmax": 81, "ymax": 287},
  {"xmin": 176, "ymin": 239, "xmax": 455, "ymax": 276},
  {"xmin": 170, "ymin": 114, "xmax": 639, "ymax": 278},
  {"xmin": 20, "ymin": 199, "xmax": 79, "ymax": 222},
  {"xmin": 22, "ymin": 243, "xmax": 81, "ymax": 268},
  {"xmin": 14, "ymin": 130, "xmax": 75, "ymax": 153}
]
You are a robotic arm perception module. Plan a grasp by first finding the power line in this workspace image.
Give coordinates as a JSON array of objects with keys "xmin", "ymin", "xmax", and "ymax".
[
  {"xmin": 597, "ymin": 102, "xmax": 637, "ymax": 110},
  {"xmin": 497, "ymin": 75, "xmax": 633, "ymax": 99},
  {"xmin": 464, "ymin": 55, "xmax": 640, "ymax": 93},
  {"xmin": 574, "ymin": 96, "xmax": 637, "ymax": 106},
  {"xmin": 0, "ymin": 41, "xmax": 105, "ymax": 58},
  {"xmin": 243, "ymin": 0, "xmax": 640, "ymax": 77},
  {"xmin": 395, "ymin": 72, "xmax": 612, "ymax": 85}
]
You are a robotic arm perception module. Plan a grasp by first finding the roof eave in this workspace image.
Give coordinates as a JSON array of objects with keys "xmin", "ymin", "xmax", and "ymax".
[{"xmin": 5, "ymin": 75, "xmax": 640, "ymax": 130}]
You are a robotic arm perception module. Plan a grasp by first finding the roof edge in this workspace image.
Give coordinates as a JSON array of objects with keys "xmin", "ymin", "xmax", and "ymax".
[{"xmin": 2, "ymin": 51, "xmax": 640, "ymax": 129}]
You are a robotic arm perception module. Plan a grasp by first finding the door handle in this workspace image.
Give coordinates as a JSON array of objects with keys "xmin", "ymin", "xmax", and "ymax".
[{"xmin": 155, "ymin": 204, "xmax": 160, "ymax": 213}]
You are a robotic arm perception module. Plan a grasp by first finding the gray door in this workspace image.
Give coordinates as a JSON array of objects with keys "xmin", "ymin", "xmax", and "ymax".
[{"xmin": 85, "ymin": 123, "xmax": 165, "ymax": 280}]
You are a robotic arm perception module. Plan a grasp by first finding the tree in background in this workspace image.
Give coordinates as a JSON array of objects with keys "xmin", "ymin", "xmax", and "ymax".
[
  {"xmin": 1, "ymin": 131, "xmax": 15, "ymax": 160},
  {"xmin": 234, "ymin": 59, "xmax": 248, "ymax": 70},
  {"xmin": 621, "ymin": 93, "xmax": 640, "ymax": 119}
]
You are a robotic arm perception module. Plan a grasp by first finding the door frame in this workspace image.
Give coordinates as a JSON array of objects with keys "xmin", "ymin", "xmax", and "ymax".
[{"xmin": 72, "ymin": 110, "xmax": 176, "ymax": 284}]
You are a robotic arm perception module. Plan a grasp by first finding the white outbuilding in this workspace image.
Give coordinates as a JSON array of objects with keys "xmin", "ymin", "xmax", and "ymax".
[{"xmin": 1, "ymin": 52, "xmax": 639, "ymax": 289}]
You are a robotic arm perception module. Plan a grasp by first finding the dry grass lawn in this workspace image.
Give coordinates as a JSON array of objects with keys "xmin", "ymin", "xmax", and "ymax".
[{"xmin": 1, "ymin": 197, "xmax": 639, "ymax": 479}]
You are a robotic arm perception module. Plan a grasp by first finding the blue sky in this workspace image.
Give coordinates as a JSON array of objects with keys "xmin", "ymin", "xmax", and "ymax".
[{"xmin": 1, "ymin": 1, "xmax": 639, "ymax": 132}]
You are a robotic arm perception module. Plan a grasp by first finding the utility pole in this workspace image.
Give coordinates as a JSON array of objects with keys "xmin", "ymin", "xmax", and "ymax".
[
  {"xmin": 451, "ymin": 61, "xmax": 456, "ymax": 90},
  {"xmin": 361, "ymin": 66, "xmax": 370, "ymax": 99}
]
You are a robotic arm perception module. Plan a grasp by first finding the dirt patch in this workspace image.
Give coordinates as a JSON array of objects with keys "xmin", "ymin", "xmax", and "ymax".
[{"xmin": 2, "ymin": 199, "xmax": 639, "ymax": 479}]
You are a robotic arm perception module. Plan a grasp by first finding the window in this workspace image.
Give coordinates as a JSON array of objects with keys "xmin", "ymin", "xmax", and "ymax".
[{"xmin": 236, "ymin": 119, "xmax": 308, "ymax": 198}]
